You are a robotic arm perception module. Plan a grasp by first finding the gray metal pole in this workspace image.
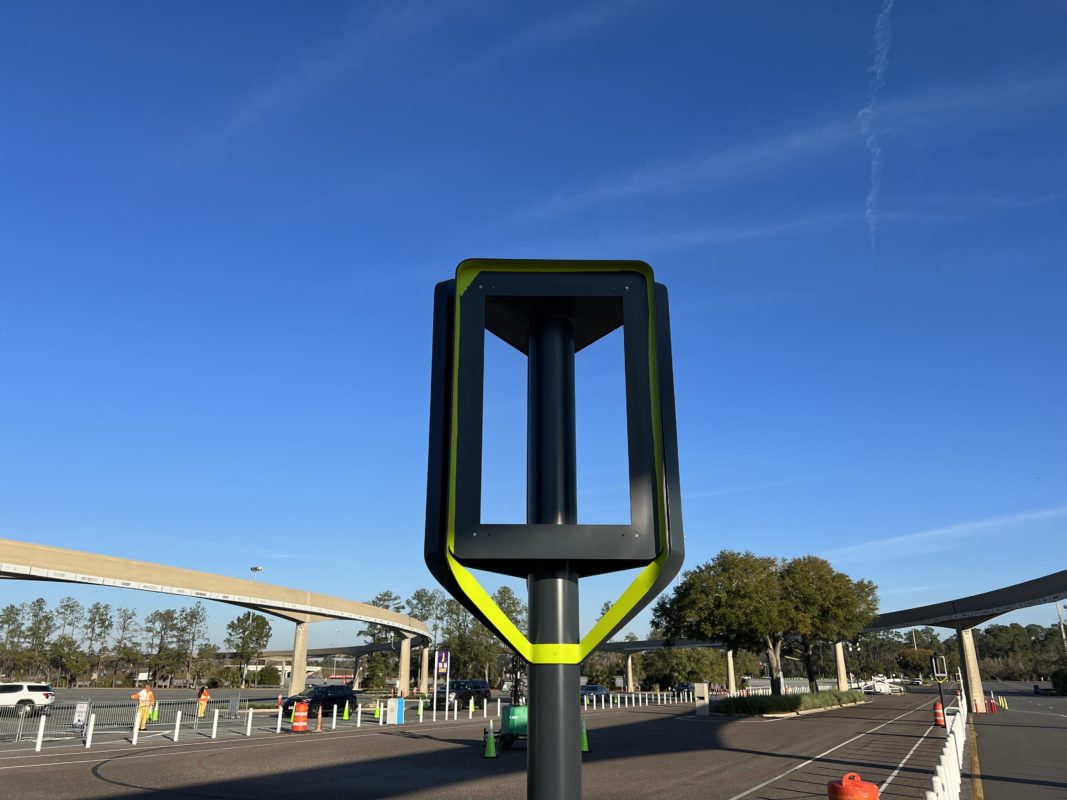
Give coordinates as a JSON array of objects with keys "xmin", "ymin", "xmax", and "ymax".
[{"xmin": 527, "ymin": 311, "xmax": 581, "ymax": 800}]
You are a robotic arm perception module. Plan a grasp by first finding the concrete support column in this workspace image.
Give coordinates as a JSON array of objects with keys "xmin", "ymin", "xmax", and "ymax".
[
  {"xmin": 625, "ymin": 654, "xmax": 635, "ymax": 693},
  {"xmin": 726, "ymin": 650, "xmax": 737, "ymax": 696},
  {"xmin": 835, "ymin": 642, "xmax": 849, "ymax": 691},
  {"xmin": 419, "ymin": 645, "xmax": 430, "ymax": 695},
  {"xmin": 290, "ymin": 621, "xmax": 309, "ymax": 696},
  {"xmin": 957, "ymin": 626, "xmax": 985, "ymax": 713},
  {"xmin": 398, "ymin": 635, "xmax": 412, "ymax": 697}
]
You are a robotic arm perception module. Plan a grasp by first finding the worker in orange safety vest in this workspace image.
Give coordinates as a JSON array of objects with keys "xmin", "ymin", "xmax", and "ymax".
[
  {"xmin": 196, "ymin": 685, "xmax": 211, "ymax": 718},
  {"xmin": 131, "ymin": 683, "xmax": 155, "ymax": 730}
]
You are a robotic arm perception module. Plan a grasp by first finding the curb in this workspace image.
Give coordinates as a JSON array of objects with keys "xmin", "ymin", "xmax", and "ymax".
[{"xmin": 761, "ymin": 701, "xmax": 870, "ymax": 719}]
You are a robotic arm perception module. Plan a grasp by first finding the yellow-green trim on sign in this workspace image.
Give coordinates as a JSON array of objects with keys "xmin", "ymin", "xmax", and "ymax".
[{"xmin": 445, "ymin": 260, "xmax": 668, "ymax": 665}]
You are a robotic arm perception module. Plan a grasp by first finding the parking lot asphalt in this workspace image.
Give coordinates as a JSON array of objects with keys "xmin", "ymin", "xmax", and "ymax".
[
  {"xmin": 972, "ymin": 680, "xmax": 1067, "ymax": 800},
  {"xmin": 0, "ymin": 689, "xmax": 967, "ymax": 800}
]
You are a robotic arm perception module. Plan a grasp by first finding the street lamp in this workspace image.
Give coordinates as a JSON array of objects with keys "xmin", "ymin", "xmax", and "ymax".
[
  {"xmin": 1057, "ymin": 602, "xmax": 1067, "ymax": 657},
  {"xmin": 250, "ymin": 566, "xmax": 264, "ymax": 581},
  {"xmin": 333, "ymin": 629, "xmax": 340, "ymax": 681}
]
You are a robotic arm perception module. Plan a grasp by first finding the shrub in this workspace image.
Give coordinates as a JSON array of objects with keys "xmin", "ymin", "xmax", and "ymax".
[
  {"xmin": 715, "ymin": 689, "xmax": 865, "ymax": 715},
  {"xmin": 1052, "ymin": 668, "xmax": 1067, "ymax": 695}
]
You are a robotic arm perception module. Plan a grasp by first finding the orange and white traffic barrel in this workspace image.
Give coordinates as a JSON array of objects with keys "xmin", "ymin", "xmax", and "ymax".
[
  {"xmin": 827, "ymin": 772, "xmax": 879, "ymax": 799},
  {"xmin": 292, "ymin": 701, "xmax": 309, "ymax": 733},
  {"xmin": 933, "ymin": 701, "xmax": 945, "ymax": 728}
]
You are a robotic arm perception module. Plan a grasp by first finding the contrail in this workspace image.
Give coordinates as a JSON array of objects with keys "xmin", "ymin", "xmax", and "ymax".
[{"xmin": 858, "ymin": 0, "xmax": 895, "ymax": 255}]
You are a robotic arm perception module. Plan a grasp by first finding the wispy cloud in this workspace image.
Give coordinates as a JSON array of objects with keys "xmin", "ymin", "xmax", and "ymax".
[
  {"xmin": 180, "ymin": 2, "xmax": 443, "ymax": 157},
  {"xmin": 605, "ymin": 210, "xmax": 860, "ymax": 252},
  {"xmin": 458, "ymin": 0, "xmax": 642, "ymax": 73},
  {"xmin": 822, "ymin": 505, "xmax": 1067, "ymax": 564},
  {"xmin": 522, "ymin": 119, "xmax": 855, "ymax": 221},
  {"xmin": 858, "ymin": 0, "xmax": 895, "ymax": 256},
  {"xmin": 517, "ymin": 68, "xmax": 1067, "ymax": 223},
  {"xmin": 684, "ymin": 475, "xmax": 828, "ymax": 501}
]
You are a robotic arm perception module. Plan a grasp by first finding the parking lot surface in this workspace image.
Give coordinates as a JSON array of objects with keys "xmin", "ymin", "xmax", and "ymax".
[{"xmin": 0, "ymin": 689, "xmax": 971, "ymax": 799}]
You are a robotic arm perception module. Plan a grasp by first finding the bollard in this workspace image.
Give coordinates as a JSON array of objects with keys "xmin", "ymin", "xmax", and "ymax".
[
  {"xmin": 497, "ymin": 697, "xmax": 501, "ymax": 717},
  {"xmin": 316, "ymin": 705, "xmax": 323, "ymax": 733},
  {"xmin": 454, "ymin": 700, "xmax": 458, "ymax": 720},
  {"xmin": 419, "ymin": 699, "xmax": 424, "ymax": 723},
  {"xmin": 34, "ymin": 714, "xmax": 47, "ymax": 752},
  {"xmin": 131, "ymin": 714, "xmax": 140, "ymax": 746},
  {"xmin": 483, "ymin": 698, "xmax": 487, "ymax": 718},
  {"xmin": 173, "ymin": 710, "xmax": 182, "ymax": 742},
  {"xmin": 276, "ymin": 706, "xmax": 283, "ymax": 734},
  {"xmin": 357, "ymin": 704, "xmax": 362, "ymax": 727},
  {"xmin": 245, "ymin": 708, "xmax": 253, "ymax": 737},
  {"xmin": 333, "ymin": 704, "xmax": 338, "ymax": 730},
  {"xmin": 827, "ymin": 772, "xmax": 879, "ymax": 799},
  {"xmin": 85, "ymin": 713, "xmax": 96, "ymax": 749},
  {"xmin": 379, "ymin": 703, "xmax": 384, "ymax": 726},
  {"xmin": 211, "ymin": 708, "xmax": 219, "ymax": 739}
]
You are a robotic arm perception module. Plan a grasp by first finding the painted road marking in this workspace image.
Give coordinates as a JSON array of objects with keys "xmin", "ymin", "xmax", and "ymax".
[
  {"xmin": 880, "ymin": 723, "xmax": 934, "ymax": 791},
  {"xmin": 725, "ymin": 695, "xmax": 936, "ymax": 800}
]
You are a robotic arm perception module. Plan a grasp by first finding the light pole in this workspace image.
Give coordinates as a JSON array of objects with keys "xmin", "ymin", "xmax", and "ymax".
[
  {"xmin": 250, "ymin": 565, "xmax": 264, "ymax": 581},
  {"xmin": 1056, "ymin": 602, "xmax": 1067, "ymax": 657}
]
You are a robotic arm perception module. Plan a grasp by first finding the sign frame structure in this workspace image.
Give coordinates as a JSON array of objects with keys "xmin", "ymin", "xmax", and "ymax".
[{"xmin": 425, "ymin": 258, "xmax": 685, "ymax": 664}]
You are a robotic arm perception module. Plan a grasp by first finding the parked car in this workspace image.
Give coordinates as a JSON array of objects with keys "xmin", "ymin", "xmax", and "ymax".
[
  {"xmin": 580, "ymin": 684, "xmax": 610, "ymax": 700},
  {"xmin": 0, "ymin": 683, "xmax": 55, "ymax": 715},
  {"xmin": 435, "ymin": 679, "xmax": 492, "ymax": 708},
  {"xmin": 674, "ymin": 682, "xmax": 695, "ymax": 694},
  {"xmin": 282, "ymin": 685, "xmax": 361, "ymax": 716}
]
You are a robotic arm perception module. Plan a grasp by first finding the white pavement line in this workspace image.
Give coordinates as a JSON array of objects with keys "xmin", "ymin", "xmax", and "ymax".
[
  {"xmin": 724, "ymin": 696, "xmax": 933, "ymax": 800},
  {"xmin": 0, "ymin": 717, "xmax": 494, "ymax": 771},
  {"xmin": 880, "ymin": 724, "xmax": 934, "ymax": 791}
]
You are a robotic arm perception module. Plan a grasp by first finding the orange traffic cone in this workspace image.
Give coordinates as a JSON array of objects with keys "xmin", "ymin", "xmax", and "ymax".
[
  {"xmin": 315, "ymin": 705, "xmax": 324, "ymax": 732},
  {"xmin": 827, "ymin": 772, "xmax": 879, "ymax": 799},
  {"xmin": 933, "ymin": 701, "xmax": 945, "ymax": 728}
]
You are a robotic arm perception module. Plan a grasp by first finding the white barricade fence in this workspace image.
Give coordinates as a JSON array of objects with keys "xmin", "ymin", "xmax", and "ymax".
[{"xmin": 925, "ymin": 698, "xmax": 968, "ymax": 800}]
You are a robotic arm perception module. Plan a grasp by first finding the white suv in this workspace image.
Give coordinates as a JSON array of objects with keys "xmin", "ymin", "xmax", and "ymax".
[{"xmin": 0, "ymin": 683, "xmax": 56, "ymax": 714}]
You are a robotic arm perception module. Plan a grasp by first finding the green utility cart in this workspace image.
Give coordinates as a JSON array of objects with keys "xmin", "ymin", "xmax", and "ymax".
[{"xmin": 489, "ymin": 704, "xmax": 527, "ymax": 750}]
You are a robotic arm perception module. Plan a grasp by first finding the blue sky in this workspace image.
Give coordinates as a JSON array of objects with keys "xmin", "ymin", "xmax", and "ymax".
[{"xmin": 2, "ymin": 1, "xmax": 1065, "ymax": 651}]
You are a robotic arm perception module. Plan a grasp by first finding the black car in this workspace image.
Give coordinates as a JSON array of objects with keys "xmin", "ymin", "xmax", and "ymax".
[
  {"xmin": 282, "ymin": 684, "xmax": 361, "ymax": 716},
  {"xmin": 434, "ymin": 679, "xmax": 492, "ymax": 708},
  {"xmin": 674, "ymin": 682, "xmax": 695, "ymax": 694}
]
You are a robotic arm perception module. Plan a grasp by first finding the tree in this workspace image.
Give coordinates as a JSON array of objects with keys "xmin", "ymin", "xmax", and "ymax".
[
  {"xmin": 55, "ymin": 596, "xmax": 85, "ymax": 641},
  {"xmin": 143, "ymin": 609, "xmax": 180, "ymax": 682},
  {"xmin": 405, "ymin": 588, "xmax": 446, "ymax": 645},
  {"xmin": 110, "ymin": 608, "xmax": 140, "ymax": 685},
  {"xmin": 83, "ymin": 603, "xmax": 113, "ymax": 685},
  {"xmin": 192, "ymin": 643, "xmax": 221, "ymax": 686},
  {"xmin": 781, "ymin": 555, "xmax": 878, "ymax": 692},
  {"xmin": 48, "ymin": 635, "xmax": 89, "ymax": 686},
  {"xmin": 25, "ymin": 598, "xmax": 56, "ymax": 677},
  {"xmin": 257, "ymin": 664, "xmax": 281, "ymax": 685},
  {"xmin": 0, "ymin": 604, "xmax": 26, "ymax": 676},
  {"xmin": 653, "ymin": 551, "xmax": 794, "ymax": 694},
  {"xmin": 177, "ymin": 603, "xmax": 209, "ymax": 684},
  {"xmin": 358, "ymin": 591, "xmax": 404, "ymax": 688},
  {"xmin": 898, "ymin": 647, "xmax": 935, "ymax": 678},
  {"xmin": 224, "ymin": 612, "xmax": 272, "ymax": 687}
]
